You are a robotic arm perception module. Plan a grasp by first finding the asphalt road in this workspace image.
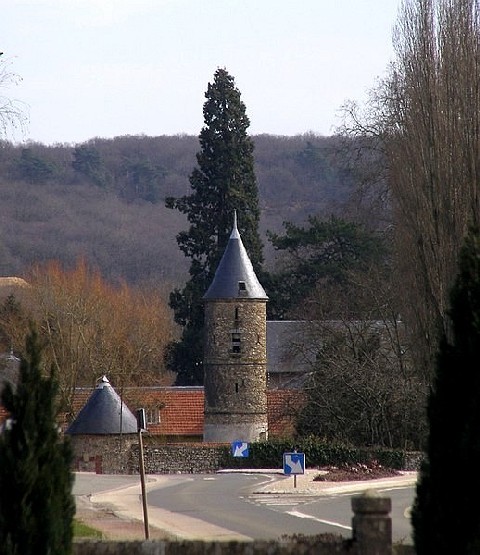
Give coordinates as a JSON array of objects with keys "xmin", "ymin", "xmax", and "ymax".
[
  {"xmin": 73, "ymin": 473, "xmax": 139, "ymax": 496},
  {"xmin": 274, "ymin": 484, "xmax": 414, "ymax": 544},
  {"xmin": 146, "ymin": 473, "xmax": 415, "ymax": 543}
]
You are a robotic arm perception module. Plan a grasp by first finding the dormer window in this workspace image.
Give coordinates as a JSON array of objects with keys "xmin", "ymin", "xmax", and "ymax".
[{"xmin": 238, "ymin": 281, "xmax": 246, "ymax": 294}]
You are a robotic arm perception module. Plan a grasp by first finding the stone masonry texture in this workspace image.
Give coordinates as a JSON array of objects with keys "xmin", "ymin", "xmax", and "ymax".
[{"xmin": 204, "ymin": 299, "xmax": 268, "ymax": 442}]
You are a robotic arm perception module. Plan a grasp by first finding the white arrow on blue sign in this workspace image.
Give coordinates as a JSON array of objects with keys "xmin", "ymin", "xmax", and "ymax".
[
  {"xmin": 283, "ymin": 452, "xmax": 305, "ymax": 475},
  {"xmin": 231, "ymin": 441, "xmax": 249, "ymax": 458}
]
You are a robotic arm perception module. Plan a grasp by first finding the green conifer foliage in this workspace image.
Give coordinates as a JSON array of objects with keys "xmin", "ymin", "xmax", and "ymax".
[
  {"xmin": 412, "ymin": 228, "xmax": 480, "ymax": 554},
  {"xmin": 166, "ymin": 68, "xmax": 263, "ymax": 385},
  {"xmin": 0, "ymin": 328, "xmax": 75, "ymax": 555}
]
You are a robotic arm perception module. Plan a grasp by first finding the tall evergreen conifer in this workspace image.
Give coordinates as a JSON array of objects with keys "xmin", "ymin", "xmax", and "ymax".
[
  {"xmin": 412, "ymin": 228, "xmax": 480, "ymax": 554},
  {"xmin": 0, "ymin": 328, "xmax": 75, "ymax": 555},
  {"xmin": 166, "ymin": 68, "xmax": 263, "ymax": 385}
]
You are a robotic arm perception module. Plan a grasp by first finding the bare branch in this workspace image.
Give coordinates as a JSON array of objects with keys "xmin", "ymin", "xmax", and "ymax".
[{"xmin": 0, "ymin": 55, "xmax": 28, "ymax": 140}]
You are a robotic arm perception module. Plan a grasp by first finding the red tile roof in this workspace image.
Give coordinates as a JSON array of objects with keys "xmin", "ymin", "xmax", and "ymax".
[
  {"xmin": 2, "ymin": 386, "xmax": 304, "ymax": 439},
  {"xmin": 147, "ymin": 388, "xmax": 204, "ymax": 436}
]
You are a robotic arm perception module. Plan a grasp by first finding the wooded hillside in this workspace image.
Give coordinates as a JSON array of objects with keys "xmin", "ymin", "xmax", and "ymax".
[{"xmin": 0, "ymin": 134, "xmax": 355, "ymax": 287}]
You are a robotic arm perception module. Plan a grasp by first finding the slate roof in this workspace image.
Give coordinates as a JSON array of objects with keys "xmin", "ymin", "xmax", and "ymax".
[
  {"xmin": 267, "ymin": 321, "xmax": 316, "ymax": 376},
  {"xmin": 66, "ymin": 376, "xmax": 138, "ymax": 435},
  {"xmin": 203, "ymin": 213, "xmax": 268, "ymax": 301}
]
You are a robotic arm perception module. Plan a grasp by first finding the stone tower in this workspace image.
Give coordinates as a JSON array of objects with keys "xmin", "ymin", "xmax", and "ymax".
[{"xmin": 203, "ymin": 213, "xmax": 268, "ymax": 443}]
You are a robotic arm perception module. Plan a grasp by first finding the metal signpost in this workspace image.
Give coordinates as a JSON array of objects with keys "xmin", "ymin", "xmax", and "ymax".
[
  {"xmin": 283, "ymin": 451, "xmax": 305, "ymax": 488},
  {"xmin": 136, "ymin": 408, "xmax": 150, "ymax": 540}
]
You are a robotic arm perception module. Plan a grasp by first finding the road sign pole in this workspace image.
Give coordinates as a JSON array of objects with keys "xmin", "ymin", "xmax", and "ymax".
[
  {"xmin": 138, "ymin": 428, "xmax": 150, "ymax": 540},
  {"xmin": 283, "ymin": 451, "xmax": 305, "ymax": 485},
  {"xmin": 136, "ymin": 408, "xmax": 149, "ymax": 540},
  {"xmin": 293, "ymin": 448, "xmax": 297, "ymax": 488}
]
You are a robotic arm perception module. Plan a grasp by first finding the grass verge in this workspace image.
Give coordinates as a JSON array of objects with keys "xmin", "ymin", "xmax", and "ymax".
[{"xmin": 73, "ymin": 519, "xmax": 103, "ymax": 539}]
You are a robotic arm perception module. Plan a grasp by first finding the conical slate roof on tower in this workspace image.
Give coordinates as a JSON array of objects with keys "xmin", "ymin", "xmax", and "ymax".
[
  {"xmin": 203, "ymin": 213, "xmax": 268, "ymax": 301},
  {"xmin": 66, "ymin": 376, "xmax": 138, "ymax": 435}
]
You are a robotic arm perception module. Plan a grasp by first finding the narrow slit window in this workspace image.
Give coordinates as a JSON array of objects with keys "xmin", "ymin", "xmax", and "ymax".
[{"xmin": 231, "ymin": 332, "xmax": 241, "ymax": 353}]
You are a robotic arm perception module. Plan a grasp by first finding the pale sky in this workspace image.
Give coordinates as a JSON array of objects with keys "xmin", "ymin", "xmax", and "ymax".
[{"xmin": 3, "ymin": 0, "xmax": 400, "ymax": 145}]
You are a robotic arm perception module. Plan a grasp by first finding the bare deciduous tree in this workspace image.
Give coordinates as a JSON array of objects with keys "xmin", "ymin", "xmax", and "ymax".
[
  {"xmin": 0, "ymin": 54, "xmax": 27, "ymax": 139},
  {"xmin": 387, "ymin": 0, "xmax": 480, "ymax": 380},
  {"xmin": 295, "ymin": 265, "xmax": 426, "ymax": 449},
  {"xmin": 3, "ymin": 259, "xmax": 175, "ymax": 419},
  {"xmin": 341, "ymin": 0, "xmax": 480, "ymax": 382}
]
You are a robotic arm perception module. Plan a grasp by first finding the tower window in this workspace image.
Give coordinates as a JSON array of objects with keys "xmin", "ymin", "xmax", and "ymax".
[
  {"xmin": 235, "ymin": 382, "xmax": 239, "ymax": 393},
  {"xmin": 231, "ymin": 332, "xmax": 241, "ymax": 353}
]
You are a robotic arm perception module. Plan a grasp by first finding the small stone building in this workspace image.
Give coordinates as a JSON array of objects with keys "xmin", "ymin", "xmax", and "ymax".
[
  {"xmin": 66, "ymin": 376, "xmax": 138, "ymax": 473},
  {"xmin": 203, "ymin": 214, "xmax": 269, "ymax": 443}
]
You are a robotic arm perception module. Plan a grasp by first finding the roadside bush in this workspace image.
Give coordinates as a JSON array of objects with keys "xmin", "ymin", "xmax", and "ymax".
[{"xmin": 219, "ymin": 436, "xmax": 411, "ymax": 470}]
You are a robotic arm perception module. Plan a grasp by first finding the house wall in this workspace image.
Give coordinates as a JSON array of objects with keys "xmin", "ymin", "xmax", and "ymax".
[{"xmin": 69, "ymin": 434, "xmax": 137, "ymax": 474}]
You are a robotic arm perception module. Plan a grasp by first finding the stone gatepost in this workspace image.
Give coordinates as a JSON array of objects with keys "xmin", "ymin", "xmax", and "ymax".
[{"xmin": 351, "ymin": 490, "xmax": 392, "ymax": 555}]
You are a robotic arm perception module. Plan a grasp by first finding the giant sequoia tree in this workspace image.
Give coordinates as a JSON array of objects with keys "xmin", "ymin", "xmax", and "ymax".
[
  {"xmin": 0, "ymin": 328, "xmax": 75, "ymax": 555},
  {"xmin": 166, "ymin": 68, "xmax": 263, "ymax": 385},
  {"xmin": 412, "ymin": 228, "xmax": 480, "ymax": 554}
]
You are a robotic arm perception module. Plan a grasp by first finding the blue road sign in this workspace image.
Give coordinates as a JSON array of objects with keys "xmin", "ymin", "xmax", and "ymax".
[
  {"xmin": 283, "ymin": 452, "xmax": 305, "ymax": 475},
  {"xmin": 231, "ymin": 441, "xmax": 249, "ymax": 458}
]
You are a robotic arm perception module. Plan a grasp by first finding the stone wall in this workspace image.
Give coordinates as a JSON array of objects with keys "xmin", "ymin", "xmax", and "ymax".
[
  {"xmin": 204, "ymin": 300, "xmax": 267, "ymax": 364},
  {"xmin": 130, "ymin": 443, "xmax": 225, "ymax": 474},
  {"xmin": 69, "ymin": 436, "xmax": 226, "ymax": 475},
  {"xmin": 70, "ymin": 437, "xmax": 422, "ymax": 475},
  {"xmin": 204, "ymin": 299, "xmax": 268, "ymax": 442},
  {"xmin": 70, "ymin": 434, "xmax": 137, "ymax": 474}
]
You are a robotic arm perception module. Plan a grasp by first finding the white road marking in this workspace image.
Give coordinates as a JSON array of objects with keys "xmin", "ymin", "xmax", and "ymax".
[
  {"xmin": 378, "ymin": 486, "xmax": 414, "ymax": 493},
  {"xmin": 286, "ymin": 510, "xmax": 352, "ymax": 531},
  {"xmin": 261, "ymin": 500, "xmax": 302, "ymax": 506}
]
